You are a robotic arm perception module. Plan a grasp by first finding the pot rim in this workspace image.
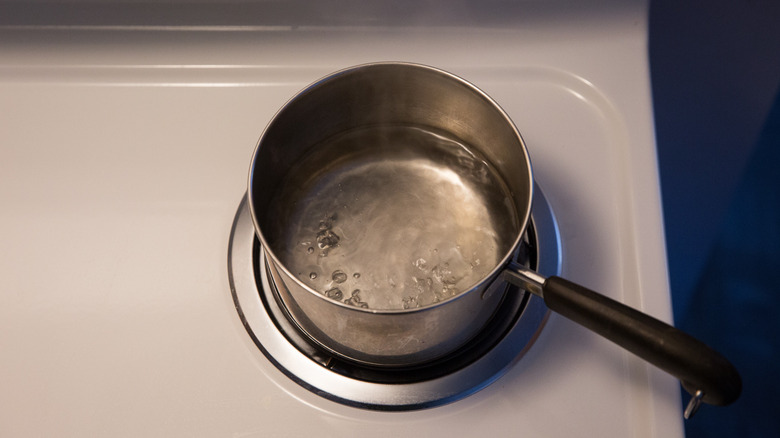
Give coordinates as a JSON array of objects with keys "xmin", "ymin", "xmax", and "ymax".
[{"xmin": 247, "ymin": 61, "xmax": 534, "ymax": 315}]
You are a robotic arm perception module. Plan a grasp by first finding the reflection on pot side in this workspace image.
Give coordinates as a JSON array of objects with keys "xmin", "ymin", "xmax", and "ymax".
[{"xmin": 266, "ymin": 125, "xmax": 519, "ymax": 310}]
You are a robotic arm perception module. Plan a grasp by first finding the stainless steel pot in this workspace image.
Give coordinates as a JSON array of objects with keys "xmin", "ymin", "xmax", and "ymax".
[{"xmin": 248, "ymin": 62, "xmax": 740, "ymax": 413}]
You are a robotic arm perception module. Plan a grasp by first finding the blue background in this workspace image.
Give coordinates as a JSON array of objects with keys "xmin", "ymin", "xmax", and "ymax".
[{"xmin": 650, "ymin": 1, "xmax": 780, "ymax": 436}]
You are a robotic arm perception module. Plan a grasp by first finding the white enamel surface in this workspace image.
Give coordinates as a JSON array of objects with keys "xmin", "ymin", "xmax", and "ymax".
[{"xmin": 0, "ymin": 4, "xmax": 682, "ymax": 437}]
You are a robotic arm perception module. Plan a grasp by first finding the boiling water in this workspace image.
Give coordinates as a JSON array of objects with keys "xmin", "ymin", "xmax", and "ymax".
[{"xmin": 266, "ymin": 126, "xmax": 519, "ymax": 310}]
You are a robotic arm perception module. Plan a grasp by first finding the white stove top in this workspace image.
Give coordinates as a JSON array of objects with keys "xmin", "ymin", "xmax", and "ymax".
[{"xmin": 0, "ymin": 2, "xmax": 682, "ymax": 436}]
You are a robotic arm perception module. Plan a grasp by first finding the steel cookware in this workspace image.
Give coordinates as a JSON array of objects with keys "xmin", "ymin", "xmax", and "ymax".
[{"xmin": 247, "ymin": 62, "xmax": 740, "ymax": 414}]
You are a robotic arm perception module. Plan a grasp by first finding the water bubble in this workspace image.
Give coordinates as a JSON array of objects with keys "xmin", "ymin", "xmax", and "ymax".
[
  {"xmin": 309, "ymin": 272, "xmax": 318, "ymax": 280},
  {"xmin": 332, "ymin": 270, "xmax": 347, "ymax": 284},
  {"xmin": 402, "ymin": 296, "xmax": 419, "ymax": 309},
  {"xmin": 432, "ymin": 263, "xmax": 457, "ymax": 285},
  {"xmin": 413, "ymin": 276, "xmax": 433, "ymax": 289},
  {"xmin": 353, "ymin": 272, "xmax": 361, "ymax": 279},
  {"xmin": 413, "ymin": 257, "xmax": 428, "ymax": 270},
  {"xmin": 325, "ymin": 287, "xmax": 343, "ymax": 300},
  {"xmin": 318, "ymin": 214, "xmax": 336, "ymax": 230},
  {"xmin": 344, "ymin": 289, "xmax": 368, "ymax": 308},
  {"xmin": 316, "ymin": 229, "xmax": 340, "ymax": 249},
  {"xmin": 307, "ymin": 247, "xmax": 314, "ymax": 254}
]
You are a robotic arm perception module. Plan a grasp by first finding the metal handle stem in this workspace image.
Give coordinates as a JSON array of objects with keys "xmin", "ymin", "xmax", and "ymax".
[{"xmin": 503, "ymin": 263, "xmax": 545, "ymax": 297}]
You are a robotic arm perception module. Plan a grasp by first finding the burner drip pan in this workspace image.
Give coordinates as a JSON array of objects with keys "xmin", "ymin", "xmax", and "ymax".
[{"xmin": 229, "ymin": 185, "xmax": 561, "ymax": 410}]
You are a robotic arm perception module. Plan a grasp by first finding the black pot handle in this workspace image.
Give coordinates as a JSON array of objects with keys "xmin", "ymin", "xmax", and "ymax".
[{"xmin": 504, "ymin": 264, "xmax": 742, "ymax": 418}]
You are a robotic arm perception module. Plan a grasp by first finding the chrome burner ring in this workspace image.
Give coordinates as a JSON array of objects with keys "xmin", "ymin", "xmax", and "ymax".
[{"xmin": 229, "ymin": 184, "xmax": 561, "ymax": 410}]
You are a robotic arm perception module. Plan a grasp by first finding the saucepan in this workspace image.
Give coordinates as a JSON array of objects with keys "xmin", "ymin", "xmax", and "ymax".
[{"xmin": 247, "ymin": 62, "xmax": 740, "ymax": 413}]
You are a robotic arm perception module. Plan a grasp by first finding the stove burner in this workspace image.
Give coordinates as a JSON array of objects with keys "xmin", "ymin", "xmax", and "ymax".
[
  {"xmin": 228, "ymin": 184, "xmax": 561, "ymax": 410},
  {"xmin": 261, "ymin": 229, "xmax": 531, "ymax": 384}
]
